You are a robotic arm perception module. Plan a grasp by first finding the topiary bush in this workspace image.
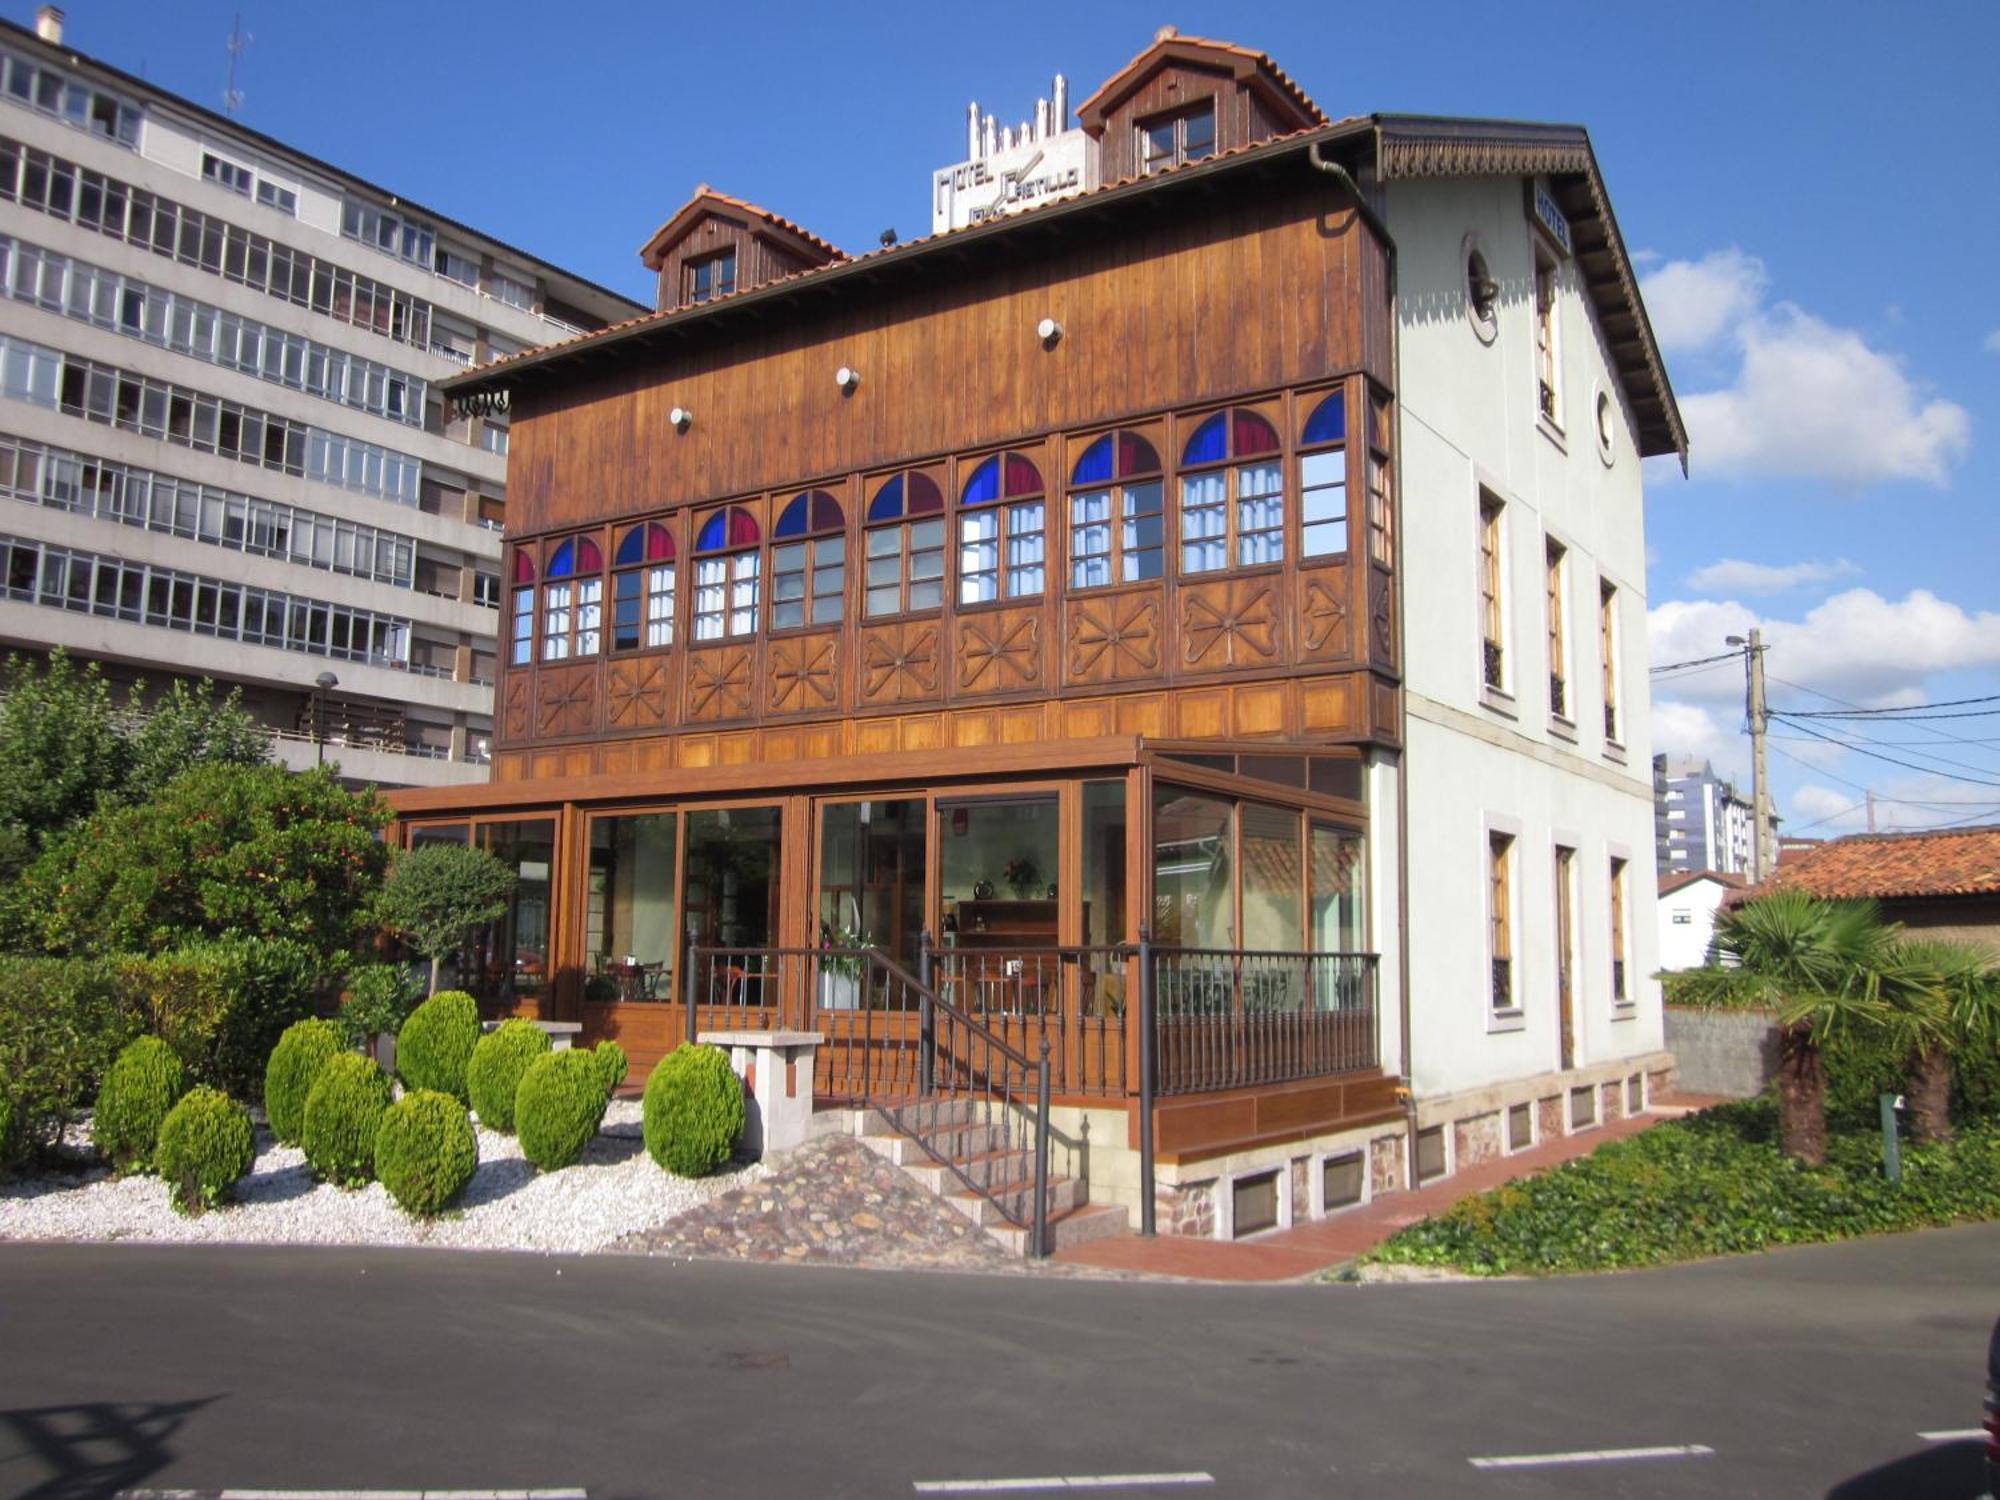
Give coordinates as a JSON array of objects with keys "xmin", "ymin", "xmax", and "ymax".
[
  {"xmin": 515, "ymin": 1049, "xmax": 610, "ymax": 1172},
  {"xmin": 94, "ymin": 1035, "xmax": 188, "ymax": 1173},
  {"xmin": 466, "ymin": 1018, "xmax": 549, "ymax": 1133},
  {"xmin": 592, "ymin": 1039, "xmax": 629, "ymax": 1121},
  {"xmin": 642, "ymin": 1043, "xmax": 745, "ymax": 1178},
  {"xmin": 154, "ymin": 1085, "xmax": 254, "ymax": 1215},
  {"xmin": 263, "ymin": 1017, "xmax": 342, "ymax": 1146},
  {"xmin": 374, "ymin": 1089, "xmax": 478, "ymax": 1216},
  {"xmin": 301, "ymin": 1050, "xmax": 392, "ymax": 1187},
  {"xmin": 397, "ymin": 990, "xmax": 480, "ymax": 1104}
]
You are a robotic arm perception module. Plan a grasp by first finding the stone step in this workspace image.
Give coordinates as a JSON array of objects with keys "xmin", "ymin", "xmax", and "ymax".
[
  {"xmin": 851, "ymin": 1121, "xmax": 1012, "ymax": 1167},
  {"xmin": 852, "ymin": 1097, "xmax": 990, "ymax": 1134},
  {"xmin": 986, "ymin": 1202, "xmax": 1132, "ymax": 1258},
  {"xmin": 897, "ymin": 1147, "xmax": 1036, "ymax": 1194},
  {"xmin": 944, "ymin": 1174, "xmax": 1083, "ymax": 1229}
]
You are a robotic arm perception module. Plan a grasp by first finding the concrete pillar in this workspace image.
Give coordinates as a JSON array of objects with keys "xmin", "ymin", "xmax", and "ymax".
[{"xmin": 698, "ymin": 1030, "xmax": 824, "ymax": 1157}]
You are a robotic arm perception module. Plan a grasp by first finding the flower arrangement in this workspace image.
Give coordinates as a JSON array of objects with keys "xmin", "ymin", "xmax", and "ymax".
[{"xmin": 1002, "ymin": 856, "xmax": 1042, "ymax": 899}]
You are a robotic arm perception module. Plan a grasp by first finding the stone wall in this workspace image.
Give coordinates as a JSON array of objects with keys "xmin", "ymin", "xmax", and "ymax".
[{"xmin": 1665, "ymin": 1006, "xmax": 1777, "ymax": 1098}]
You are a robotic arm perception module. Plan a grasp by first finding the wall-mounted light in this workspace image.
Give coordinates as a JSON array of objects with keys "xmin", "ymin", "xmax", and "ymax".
[
  {"xmin": 668, "ymin": 406, "xmax": 693, "ymax": 433},
  {"xmin": 1036, "ymin": 317, "xmax": 1063, "ymax": 347},
  {"xmin": 835, "ymin": 366, "xmax": 861, "ymax": 394}
]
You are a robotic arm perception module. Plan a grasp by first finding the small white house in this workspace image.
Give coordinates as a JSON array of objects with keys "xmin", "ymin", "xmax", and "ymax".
[{"xmin": 1656, "ymin": 871, "xmax": 1745, "ymax": 970}]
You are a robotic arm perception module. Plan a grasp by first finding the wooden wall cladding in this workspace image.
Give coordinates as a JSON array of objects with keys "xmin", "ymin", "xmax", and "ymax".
[
  {"xmin": 767, "ymin": 632, "xmax": 840, "ymax": 717},
  {"xmin": 534, "ymin": 663, "xmax": 597, "ymax": 739},
  {"xmin": 955, "ymin": 606, "xmax": 1044, "ymax": 696},
  {"xmin": 1065, "ymin": 588, "xmax": 1163, "ymax": 686},
  {"xmin": 1298, "ymin": 564, "xmax": 1351, "ymax": 662},
  {"xmin": 1177, "ymin": 574, "xmax": 1283, "ymax": 671},
  {"xmin": 652, "ymin": 214, "xmax": 814, "ymax": 313}
]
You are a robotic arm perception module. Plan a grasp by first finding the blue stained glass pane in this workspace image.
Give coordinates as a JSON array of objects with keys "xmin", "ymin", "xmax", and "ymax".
[
  {"xmin": 695, "ymin": 512, "xmax": 727, "ymax": 552},
  {"xmin": 774, "ymin": 495, "xmax": 809, "ymax": 538},
  {"xmin": 1072, "ymin": 435, "xmax": 1113, "ymax": 486},
  {"xmin": 868, "ymin": 474, "xmax": 905, "ymax": 522},
  {"xmin": 1183, "ymin": 413, "xmax": 1227, "ymax": 466},
  {"xmin": 1304, "ymin": 393, "xmax": 1347, "ymax": 446},
  {"xmin": 962, "ymin": 456, "xmax": 1000, "ymax": 506},
  {"xmin": 616, "ymin": 527, "xmax": 644, "ymax": 566},
  {"xmin": 547, "ymin": 539, "xmax": 576, "ymax": 578}
]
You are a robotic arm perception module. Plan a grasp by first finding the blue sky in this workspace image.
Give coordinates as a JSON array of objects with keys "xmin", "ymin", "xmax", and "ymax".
[{"xmin": 15, "ymin": 0, "xmax": 1998, "ymax": 838}]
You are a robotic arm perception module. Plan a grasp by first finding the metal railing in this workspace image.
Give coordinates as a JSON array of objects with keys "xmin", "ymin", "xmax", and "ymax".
[
  {"xmin": 924, "ymin": 941, "xmax": 1129, "ymax": 1098},
  {"xmin": 1147, "ymin": 946, "xmax": 1377, "ymax": 1095}
]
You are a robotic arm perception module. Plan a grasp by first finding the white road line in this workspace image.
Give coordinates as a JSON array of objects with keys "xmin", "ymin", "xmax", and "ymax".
[
  {"xmin": 912, "ymin": 1475, "xmax": 1215, "ymax": 1494},
  {"xmin": 1918, "ymin": 1428, "xmax": 1988, "ymax": 1441},
  {"xmin": 1468, "ymin": 1444, "xmax": 1715, "ymax": 1470}
]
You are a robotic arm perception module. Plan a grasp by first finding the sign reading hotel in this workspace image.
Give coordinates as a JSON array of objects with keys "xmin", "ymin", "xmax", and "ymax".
[{"xmin": 932, "ymin": 74, "xmax": 1101, "ymax": 236}]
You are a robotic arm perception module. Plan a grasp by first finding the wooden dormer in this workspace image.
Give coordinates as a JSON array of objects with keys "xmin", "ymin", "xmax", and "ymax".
[
  {"xmin": 638, "ymin": 186, "xmax": 845, "ymax": 313},
  {"xmin": 1076, "ymin": 28, "xmax": 1328, "ymax": 183}
]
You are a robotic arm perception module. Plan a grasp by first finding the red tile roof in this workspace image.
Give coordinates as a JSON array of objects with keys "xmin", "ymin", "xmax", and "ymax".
[
  {"xmin": 636, "ymin": 184, "xmax": 847, "ymax": 271},
  {"xmin": 1073, "ymin": 29, "xmax": 1328, "ymax": 127},
  {"xmin": 1658, "ymin": 870, "xmax": 1748, "ymax": 897},
  {"xmin": 1759, "ymin": 825, "xmax": 2000, "ymax": 901}
]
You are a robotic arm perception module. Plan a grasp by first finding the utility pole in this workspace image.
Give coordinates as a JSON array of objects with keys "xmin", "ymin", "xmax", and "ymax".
[
  {"xmin": 1866, "ymin": 789, "xmax": 1877, "ymax": 833},
  {"xmin": 1727, "ymin": 630, "xmax": 1775, "ymax": 880}
]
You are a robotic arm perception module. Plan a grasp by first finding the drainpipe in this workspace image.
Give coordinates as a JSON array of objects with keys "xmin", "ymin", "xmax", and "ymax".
[{"xmin": 1309, "ymin": 135, "xmax": 1420, "ymax": 1182}]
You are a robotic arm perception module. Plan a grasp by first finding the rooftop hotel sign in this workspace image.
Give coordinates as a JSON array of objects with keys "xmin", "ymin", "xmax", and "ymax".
[{"xmin": 932, "ymin": 128, "xmax": 1098, "ymax": 235}]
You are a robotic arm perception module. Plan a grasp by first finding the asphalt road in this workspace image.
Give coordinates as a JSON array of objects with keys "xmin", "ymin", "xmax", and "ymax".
[{"xmin": 1, "ymin": 1223, "xmax": 1994, "ymax": 1499}]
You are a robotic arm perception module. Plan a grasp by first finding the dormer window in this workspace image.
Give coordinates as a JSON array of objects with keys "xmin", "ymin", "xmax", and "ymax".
[
  {"xmin": 687, "ymin": 250, "xmax": 737, "ymax": 305},
  {"xmin": 1138, "ymin": 102, "xmax": 1216, "ymax": 174}
]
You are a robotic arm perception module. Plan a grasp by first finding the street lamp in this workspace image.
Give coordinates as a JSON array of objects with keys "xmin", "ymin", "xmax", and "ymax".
[{"xmin": 312, "ymin": 670, "xmax": 338, "ymax": 767}]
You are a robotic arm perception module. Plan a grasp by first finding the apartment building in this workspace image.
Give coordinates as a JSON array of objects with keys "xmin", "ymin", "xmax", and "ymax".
[
  {"xmin": 1653, "ymin": 753, "xmax": 1755, "ymax": 876},
  {"xmin": 0, "ymin": 8, "xmax": 643, "ymax": 784}
]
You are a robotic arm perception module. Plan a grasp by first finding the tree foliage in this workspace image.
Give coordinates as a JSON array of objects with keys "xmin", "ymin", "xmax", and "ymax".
[
  {"xmin": 375, "ymin": 842, "xmax": 516, "ymax": 990},
  {"xmin": 123, "ymin": 678, "xmax": 270, "ymax": 803}
]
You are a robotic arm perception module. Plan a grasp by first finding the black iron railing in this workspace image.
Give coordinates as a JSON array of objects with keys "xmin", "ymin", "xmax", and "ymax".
[
  {"xmin": 1147, "ymin": 947, "xmax": 1377, "ymax": 1096},
  {"xmin": 925, "ymin": 942, "xmax": 1130, "ymax": 1098},
  {"xmin": 1550, "ymin": 672, "xmax": 1567, "ymax": 719},
  {"xmin": 1483, "ymin": 638, "xmax": 1505, "ymax": 691},
  {"xmin": 1491, "ymin": 956, "xmax": 1513, "ymax": 1010},
  {"xmin": 1604, "ymin": 702, "xmax": 1619, "ymax": 742}
]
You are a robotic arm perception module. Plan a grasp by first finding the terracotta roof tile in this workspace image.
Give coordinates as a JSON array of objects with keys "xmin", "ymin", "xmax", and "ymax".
[
  {"xmin": 1074, "ymin": 30, "xmax": 1328, "ymax": 126},
  {"xmin": 1759, "ymin": 825, "xmax": 2000, "ymax": 901},
  {"xmin": 1658, "ymin": 870, "xmax": 1748, "ymax": 897},
  {"xmin": 636, "ymin": 183, "xmax": 847, "ymax": 269}
]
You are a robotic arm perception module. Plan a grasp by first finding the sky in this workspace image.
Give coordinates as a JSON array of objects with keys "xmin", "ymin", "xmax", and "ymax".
[{"xmin": 11, "ymin": 0, "xmax": 1998, "ymax": 841}]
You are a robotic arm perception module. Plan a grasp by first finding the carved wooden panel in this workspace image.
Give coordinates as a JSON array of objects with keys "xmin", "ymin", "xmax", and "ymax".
[
  {"xmin": 684, "ymin": 644, "xmax": 756, "ymax": 723},
  {"xmin": 1180, "ymin": 576, "xmax": 1282, "ymax": 672},
  {"xmin": 768, "ymin": 632, "xmax": 841, "ymax": 716},
  {"xmin": 534, "ymin": 662, "xmax": 597, "ymax": 739},
  {"xmin": 955, "ymin": 607, "xmax": 1043, "ymax": 697},
  {"xmin": 1299, "ymin": 565, "xmax": 1351, "ymax": 662},
  {"xmin": 1065, "ymin": 588, "xmax": 1162, "ymax": 687},
  {"xmin": 605, "ymin": 657, "xmax": 672, "ymax": 732},
  {"xmin": 857, "ymin": 620, "xmax": 941, "ymax": 708},
  {"xmin": 500, "ymin": 673, "xmax": 532, "ymax": 741},
  {"xmin": 1369, "ymin": 569, "xmax": 1396, "ymax": 671}
]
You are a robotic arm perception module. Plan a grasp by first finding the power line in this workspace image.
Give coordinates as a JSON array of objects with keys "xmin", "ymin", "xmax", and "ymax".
[
  {"xmin": 1778, "ymin": 718, "xmax": 2000, "ymax": 788},
  {"xmin": 1650, "ymin": 650, "xmax": 1742, "ymax": 676},
  {"xmin": 1775, "ymin": 692, "xmax": 2000, "ymax": 718},
  {"xmin": 1769, "ymin": 720, "xmax": 2000, "ymax": 780}
]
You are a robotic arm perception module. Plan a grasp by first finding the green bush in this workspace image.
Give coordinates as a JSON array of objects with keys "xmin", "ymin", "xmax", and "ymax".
[
  {"xmin": 0, "ymin": 1088, "xmax": 14, "ymax": 1176},
  {"xmin": 0, "ymin": 956, "xmax": 137, "ymax": 1171},
  {"xmin": 301, "ymin": 1050, "xmax": 392, "ymax": 1187},
  {"xmin": 117, "ymin": 936, "xmax": 325, "ymax": 1097},
  {"xmin": 396, "ymin": 990, "xmax": 480, "ymax": 1104},
  {"xmin": 374, "ymin": 1089, "xmax": 478, "ymax": 1217},
  {"xmin": 263, "ymin": 1018, "xmax": 342, "ymax": 1146},
  {"xmin": 592, "ymin": 1040, "xmax": 629, "ymax": 1117},
  {"xmin": 337, "ymin": 963, "xmax": 421, "ymax": 1055},
  {"xmin": 94, "ymin": 1036, "xmax": 187, "ymax": 1173},
  {"xmin": 466, "ymin": 1019, "xmax": 549, "ymax": 1133},
  {"xmin": 642, "ymin": 1043, "xmax": 744, "ymax": 1178},
  {"xmin": 516, "ymin": 1049, "xmax": 609, "ymax": 1172},
  {"xmin": 154, "ymin": 1085, "xmax": 254, "ymax": 1215},
  {"xmin": 1369, "ymin": 1099, "xmax": 2000, "ymax": 1276}
]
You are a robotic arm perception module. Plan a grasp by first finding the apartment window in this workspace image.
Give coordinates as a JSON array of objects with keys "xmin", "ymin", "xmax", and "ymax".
[
  {"xmin": 509, "ymin": 549, "xmax": 534, "ymax": 666},
  {"xmin": 692, "ymin": 506, "xmax": 759, "ymax": 640},
  {"xmin": 1533, "ymin": 249, "xmax": 1560, "ymax": 426},
  {"xmin": 1298, "ymin": 392, "xmax": 1347, "ymax": 558},
  {"xmin": 1138, "ymin": 101, "xmax": 1216, "ymax": 174},
  {"xmin": 472, "ymin": 571, "xmax": 499, "ymax": 609},
  {"xmin": 958, "ymin": 451, "xmax": 1045, "ymax": 603},
  {"xmin": 254, "ymin": 179, "xmax": 296, "ymax": 215},
  {"xmin": 770, "ymin": 491, "xmax": 843, "ymax": 630},
  {"xmin": 1179, "ymin": 407, "xmax": 1283, "ymax": 573},
  {"xmin": 864, "ymin": 470, "xmax": 945, "ymax": 617},
  {"xmin": 1545, "ymin": 538, "xmax": 1568, "ymax": 720},
  {"xmin": 0, "ymin": 51, "xmax": 140, "ymax": 146},
  {"xmin": 686, "ymin": 250, "xmax": 736, "ymax": 305},
  {"xmin": 1068, "ymin": 429, "xmax": 1163, "ymax": 588},
  {"xmin": 433, "ymin": 246, "xmax": 479, "ymax": 287},
  {"xmin": 1478, "ymin": 493, "xmax": 1505, "ymax": 691},
  {"xmin": 1366, "ymin": 392, "xmax": 1394, "ymax": 566},
  {"xmin": 488, "ymin": 269, "xmax": 535, "ymax": 312},
  {"xmin": 341, "ymin": 199, "xmax": 435, "ymax": 268},
  {"xmin": 1600, "ymin": 579, "xmax": 1620, "ymax": 742},
  {"xmin": 1488, "ymin": 831, "xmax": 1515, "ymax": 1011},
  {"xmin": 200, "ymin": 153, "xmax": 253, "ymax": 197},
  {"xmin": 1609, "ymin": 856, "xmax": 1630, "ymax": 1004},
  {"xmin": 612, "ymin": 521, "xmax": 676, "ymax": 650},
  {"xmin": 541, "ymin": 534, "xmax": 603, "ymax": 660}
]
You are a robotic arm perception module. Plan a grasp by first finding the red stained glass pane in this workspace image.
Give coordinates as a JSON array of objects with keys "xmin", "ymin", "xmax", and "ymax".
[
  {"xmin": 576, "ymin": 537, "xmax": 603, "ymax": 572},
  {"xmin": 727, "ymin": 506, "xmax": 760, "ymax": 546},
  {"xmin": 906, "ymin": 472, "xmax": 943, "ymax": 514},
  {"xmin": 1003, "ymin": 453, "xmax": 1043, "ymax": 498},
  {"xmin": 1117, "ymin": 431, "xmax": 1160, "ymax": 477},
  {"xmin": 512, "ymin": 549, "xmax": 536, "ymax": 584},
  {"xmin": 647, "ymin": 522, "xmax": 674, "ymax": 561},
  {"xmin": 1232, "ymin": 409, "xmax": 1280, "ymax": 458}
]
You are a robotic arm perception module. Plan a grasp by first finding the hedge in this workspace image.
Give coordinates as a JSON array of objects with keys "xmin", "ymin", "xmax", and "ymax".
[
  {"xmin": 301, "ymin": 1050, "xmax": 392, "ymax": 1187},
  {"xmin": 642, "ymin": 1043, "xmax": 744, "ymax": 1177},
  {"xmin": 94, "ymin": 1036, "xmax": 187, "ymax": 1173},
  {"xmin": 515, "ymin": 1049, "xmax": 609, "ymax": 1172},
  {"xmin": 263, "ymin": 1018, "xmax": 343, "ymax": 1146},
  {"xmin": 466, "ymin": 1019, "xmax": 549, "ymax": 1133},
  {"xmin": 396, "ymin": 990, "xmax": 480, "ymax": 1104},
  {"xmin": 374, "ymin": 1090, "xmax": 478, "ymax": 1216},
  {"xmin": 0, "ymin": 957, "xmax": 137, "ymax": 1171},
  {"xmin": 116, "ymin": 936, "xmax": 324, "ymax": 1097},
  {"xmin": 155, "ymin": 1086, "xmax": 254, "ymax": 1215},
  {"xmin": 591, "ymin": 1040, "xmax": 629, "ymax": 1122}
]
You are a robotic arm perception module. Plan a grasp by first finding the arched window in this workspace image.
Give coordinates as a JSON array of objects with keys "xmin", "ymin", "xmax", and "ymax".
[
  {"xmin": 692, "ymin": 506, "xmax": 760, "ymax": 640},
  {"xmin": 541, "ymin": 534, "xmax": 603, "ymax": 660},
  {"xmin": 1179, "ymin": 408, "xmax": 1282, "ymax": 573},
  {"xmin": 771, "ymin": 490, "xmax": 845, "ymax": 630},
  {"xmin": 612, "ymin": 521, "xmax": 675, "ymax": 652},
  {"xmin": 958, "ymin": 452, "xmax": 1045, "ymax": 604},
  {"xmin": 508, "ymin": 547, "xmax": 535, "ymax": 666},
  {"xmin": 1068, "ymin": 430, "xmax": 1162, "ymax": 589},
  {"xmin": 864, "ymin": 469, "xmax": 945, "ymax": 617},
  {"xmin": 1299, "ymin": 392, "xmax": 1348, "ymax": 559}
]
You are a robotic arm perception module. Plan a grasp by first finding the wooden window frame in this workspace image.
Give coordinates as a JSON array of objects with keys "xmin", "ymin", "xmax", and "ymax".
[
  {"xmin": 1609, "ymin": 855, "xmax": 1630, "ymax": 1006},
  {"xmin": 771, "ymin": 532, "xmax": 845, "ymax": 633},
  {"xmin": 1137, "ymin": 100, "xmax": 1218, "ymax": 175},
  {"xmin": 1532, "ymin": 247, "xmax": 1561, "ymax": 429},
  {"xmin": 1366, "ymin": 394, "xmax": 1395, "ymax": 571},
  {"xmin": 863, "ymin": 469, "xmax": 947, "ymax": 621},
  {"xmin": 1297, "ymin": 389, "xmax": 1349, "ymax": 563},
  {"xmin": 957, "ymin": 450, "xmax": 1048, "ymax": 608},
  {"xmin": 686, "ymin": 248, "xmax": 737, "ymax": 305},
  {"xmin": 1545, "ymin": 536, "xmax": 1569, "ymax": 721},
  {"xmin": 1600, "ymin": 578, "xmax": 1621, "ymax": 744},
  {"xmin": 1067, "ymin": 430, "xmax": 1164, "ymax": 592},
  {"xmin": 611, "ymin": 521, "xmax": 677, "ymax": 655},
  {"xmin": 1488, "ymin": 830, "xmax": 1515, "ymax": 1013},
  {"xmin": 1178, "ymin": 407, "xmax": 1285, "ymax": 577},
  {"xmin": 539, "ymin": 533, "xmax": 603, "ymax": 663},
  {"xmin": 1478, "ymin": 493, "xmax": 1505, "ymax": 691}
]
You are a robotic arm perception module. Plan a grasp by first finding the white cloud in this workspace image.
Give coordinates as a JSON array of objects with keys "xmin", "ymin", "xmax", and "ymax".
[
  {"xmin": 1647, "ymin": 588, "xmax": 2000, "ymax": 709},
  {"xmin": 1684, "ymin": 558, "xmax": 1859, "ymax": 595},
  {"xmin": 1651, "ymin": 699, "xmax": 1745, "ymax": 780},
  {"xmin": 1640, "ymin": 248, "xmax": 1766, "ymax": 353},
  {"xmin": 1984, "ymin": 329, "xmax": 2000, "ymax": 354},
  {"xmin": 1788, "ymin": 777, "xmax": 2000, "ymax": 838},
  {"xmin": 1788, "ymin": 784, "xmax": 1869, "ymax": 836}
]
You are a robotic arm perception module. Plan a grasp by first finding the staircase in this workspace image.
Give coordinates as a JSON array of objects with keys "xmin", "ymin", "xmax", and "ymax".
[{"xmin": 811, "ymin": 1099, "xmax": 1128, "ymax": 1257}]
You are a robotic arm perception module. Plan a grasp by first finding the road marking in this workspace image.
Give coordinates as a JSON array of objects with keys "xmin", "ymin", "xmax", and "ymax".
[
  {"xmin": 1468, "ymin": 1444, "xmax": 1714, "ymax": 1470},
  {"xmin": 118, "ymin": 1491, "xmax": 588, "ymax": 1499},
  {"xmin": 1918, "ymin": 1428, "xmax": 1988, "ymax": 1441},
  {"xmin": 912, "ymin": 1475, "xmax": 1214, "ymax": 1494}
]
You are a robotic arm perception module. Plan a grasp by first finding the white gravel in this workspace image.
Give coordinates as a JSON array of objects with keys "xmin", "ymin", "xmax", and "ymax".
[{"xmin": 0, "ymin": 1101, "xmax": 767, "ymax": 1254}]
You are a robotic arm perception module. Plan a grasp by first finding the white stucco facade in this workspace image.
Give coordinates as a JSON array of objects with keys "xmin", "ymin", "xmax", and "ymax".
[{"xmin": 1657, "ymin": 873, "xmax": 1736, "ymax": 972}]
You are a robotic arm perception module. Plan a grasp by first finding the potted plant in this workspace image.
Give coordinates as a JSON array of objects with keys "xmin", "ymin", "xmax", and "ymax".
[
  {"xmin": 817, "ymin": 910, "xmax": 864, "ymax": 1011},
  {"xmin": 1003, "ymin": 855, "xmax": 1042, "ymax": 900}
]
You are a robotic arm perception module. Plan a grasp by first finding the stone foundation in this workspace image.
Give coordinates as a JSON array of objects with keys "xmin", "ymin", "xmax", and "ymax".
[
  {"xmin": 1156, "ymin": 1178, "xmax": 1216, "ymax": 1238},
  {"xmin": 1453, "ymin": 1110, "xmax": 1503, "ymax": 1170},
  {"xmin": 1369, "ymin": 1131, "xmax": 1406, "ymax": 1198},
  {"xmin": 1538, "ymin": 1094, "xmax": 1564, "ymax": 1139}
]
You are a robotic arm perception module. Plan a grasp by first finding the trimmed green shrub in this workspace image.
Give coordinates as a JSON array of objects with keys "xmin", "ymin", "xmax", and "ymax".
[
  {"xmin": 466, "ymin": 1019, "xmax": 549, "ymax": 1133},
  {"xmin": 0, "ymin": 956, "xmax": 136, "ymax": 1171},
  {"xmin": 155, "ymin": 1085, "xmax": 254, "ymax": 1215},
  {"xmin": 516, "ymin": 1049, "xmax": 609, "ymax": 1172},
  {"xmin": 116, "ymin": 936, "xmax": 325, "ymax": 1097},
  {"xmin": 592, "ymin": 1039, "xmax": 629, "ymax": 1120},
  {"xmin": 642, "ymin": 1043, "xmax": 745, "ymax": 1178},
  {"xmin": 263, "ymin": 1018, "xmax": 342, "ymax": 1146},
  {"xmin": 0, "ymin": 1088, "xmax": 14, "ymax": 1177},
  {"xmin": 94, "ymin": 1036, "xmax": 187, "ymax": 1173},
  {"xmin": 397, "ymin": 990, "xmax": 480, "ymax": 1104},
  {"xmin": 374, "ymin": 1089, "xmax": 478, "ymax": 1217},
  {"xmin": 301, "ymin": 1050, "xmax": 392, "ymax": 1187}
]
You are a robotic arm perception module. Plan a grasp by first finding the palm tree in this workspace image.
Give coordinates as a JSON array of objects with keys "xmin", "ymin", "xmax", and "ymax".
[
  {"xmin": 1685, "ymin": 890, "xmax": 1892, "ymax": 1166},
  {"xmin": 1888, "ymin": 939, "xmax": 1999, "ymax": 1146}
]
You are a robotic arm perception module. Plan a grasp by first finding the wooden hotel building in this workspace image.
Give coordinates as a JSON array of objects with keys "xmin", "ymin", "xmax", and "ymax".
[{"xmin": 395, "ymin": 31, "xmax": 1686, "ymax": 1247}]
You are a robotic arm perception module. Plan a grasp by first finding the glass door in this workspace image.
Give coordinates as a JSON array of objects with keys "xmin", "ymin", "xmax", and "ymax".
[{"xmin": 816, "ymin": 798, "xmax": 928, "ymax": 978}]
